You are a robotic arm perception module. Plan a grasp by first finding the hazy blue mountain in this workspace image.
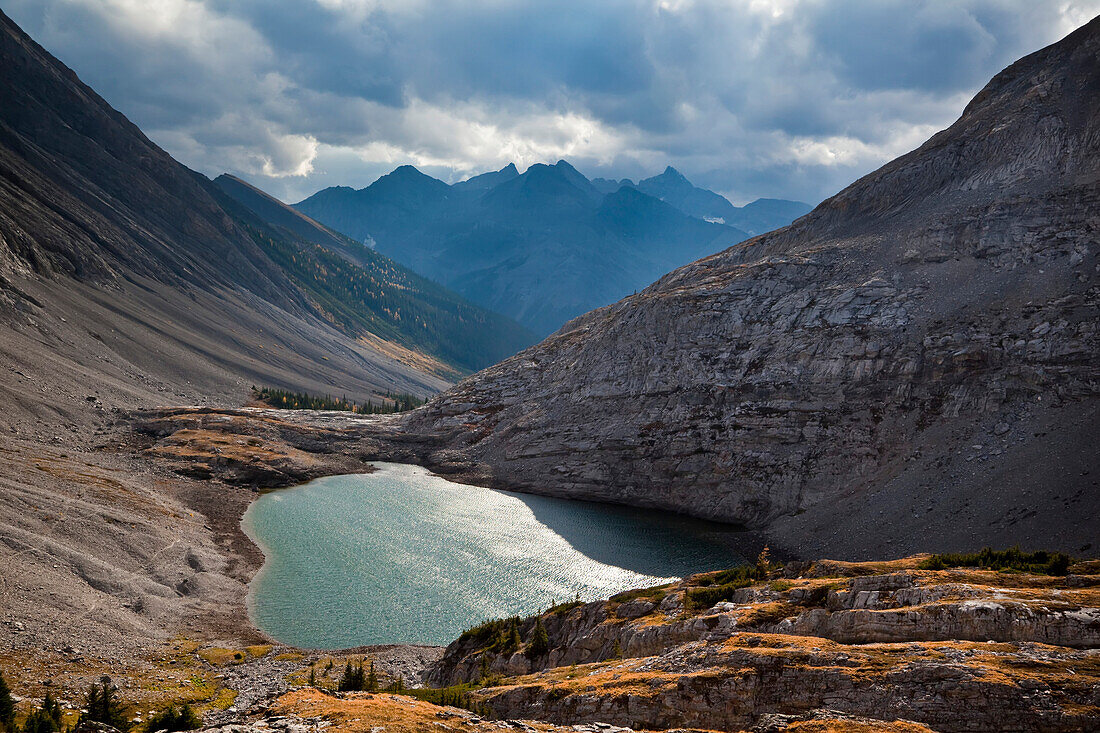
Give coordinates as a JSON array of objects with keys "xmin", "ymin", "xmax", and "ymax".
[
  {"xmin": 733, "ymin": 198, "xmax": 816, "ymax": 236},
  {"xmin": 590, "ymin": 177, "xmax": 635, "ymax": 194},
  {"xmin": 293, "ymin": 165, "xmax": 453, "ymax": 248},
  {"xmin": 481, "ymin": 161, "xmax": 603, "ymax": 218},
  {"xmin": 294, "ymin": 160, "xmax": 749, "ymax": 335},
  {"xmin": 635, "ymin": 166, "xmax": 738, "ymax": 222},
  {"xmin": 547, "ymin": 159, "xmax": 604, "ymax": 202},
  {"xmin": 635, "ymin": 166, "xmax": 812, "ymax": 235},
  {"xmin": 451, "ymin": 162, "xmax": 519, "ymax": 194}
]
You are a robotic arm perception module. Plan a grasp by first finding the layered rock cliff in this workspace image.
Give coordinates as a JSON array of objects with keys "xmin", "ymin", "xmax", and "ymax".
[
  {"xmin": 403, "ymin": 18, "xmax": 1100, "ymax": 556},
  {"xmin": 425, "ymin": 557, "xmax": 1100, "ymax": 732}
]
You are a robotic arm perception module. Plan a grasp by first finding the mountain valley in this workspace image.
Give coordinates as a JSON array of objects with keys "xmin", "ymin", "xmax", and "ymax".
[
  {"xmin": 293, "ymin": 162, "xmax": 809, "ymax": 335},
  {"xmin": 0, "ymin": 7, "xmax": 1097, "ymax": 733}
]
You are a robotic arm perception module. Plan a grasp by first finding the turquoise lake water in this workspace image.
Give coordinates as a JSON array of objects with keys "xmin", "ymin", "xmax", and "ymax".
[{"xmin": 242, "ymin": 463, "xmax": 749, "ymax": 648}]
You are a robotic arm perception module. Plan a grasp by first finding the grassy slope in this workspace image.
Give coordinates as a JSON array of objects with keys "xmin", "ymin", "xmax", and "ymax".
[{"xmin": 207, "ymin": 185, "xmax": 536, "ymax": 379}]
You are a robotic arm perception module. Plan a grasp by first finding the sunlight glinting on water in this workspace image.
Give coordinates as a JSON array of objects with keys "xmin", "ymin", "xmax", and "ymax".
[{"xmin": 242, "ymin": 463, "xmax": 747, "ymax": 648}]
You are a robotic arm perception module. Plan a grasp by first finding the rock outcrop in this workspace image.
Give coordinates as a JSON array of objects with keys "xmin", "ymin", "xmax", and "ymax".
[
  {"xmin": 208, "ymin": 688, "xmax": 941, "ymax": 733},
  {"xmin": 426, "ymin": 557, "xmax": 1100, "ymax": 733},
  {"xmin": 400, "ymin": 18, "xmax": 1100, "ymax": 556}
]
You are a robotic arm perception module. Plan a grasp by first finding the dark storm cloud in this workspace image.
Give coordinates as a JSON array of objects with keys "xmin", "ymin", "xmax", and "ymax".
[{"xmin": 5, "ymin": 0, "xmax": 1096, "ymax": 204}]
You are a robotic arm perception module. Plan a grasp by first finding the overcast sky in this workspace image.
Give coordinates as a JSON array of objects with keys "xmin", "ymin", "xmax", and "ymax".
[{"xmin": 6, "ymin": 1, "xmax": 1098, "ymax": 205}]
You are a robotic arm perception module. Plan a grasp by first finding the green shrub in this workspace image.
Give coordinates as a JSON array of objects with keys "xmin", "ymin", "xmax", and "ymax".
[
  {"xmin": 546, "ymin": 600, "xmax": 584, "ymax": 616},
  {"xmin": 919, "ymin": 547, "xmax": 1073, "ymax": 576},
  {"xmin": 403, "ymin": 684, "xmax": 490, "ymax": 716},
  {"xmin": 609, "ymin": 582, "xmax": 673, "ymax": 604},
  {"xmin": 145, "ymin": 705, "xmax": 200, "ymax": 733},
  {"xmin": 458, "ymin": 618, "xmax": 509, "ymax": 644},
  {"xmin": 457, "ymin": 616, "xmax": 523, "ymax": 653},
  {"xmin": 684, "ymin": 564, "xmax": 765, "ymax": 610}
]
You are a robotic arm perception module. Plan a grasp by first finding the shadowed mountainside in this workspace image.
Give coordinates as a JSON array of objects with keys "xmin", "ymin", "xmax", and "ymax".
[
  {"xmin": 211, "ymin": 175, "xmax": 535, "ymax": 376},
  {"xmin": 401, "ymin": 17, "xmax": 1100, "ymax": 559},
  {"xmin": 0, "ymin": 6, "xmax": 531, "ymax": 393}
]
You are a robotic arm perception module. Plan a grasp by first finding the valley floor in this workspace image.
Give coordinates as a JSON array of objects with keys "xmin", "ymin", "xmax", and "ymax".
[{"xmin": 1, "ymin": 399, "xmax": 1097, "ymax": 733}]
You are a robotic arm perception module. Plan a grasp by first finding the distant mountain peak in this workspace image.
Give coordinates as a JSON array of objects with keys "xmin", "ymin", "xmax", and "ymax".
[
  {"xmin": 642, "ymin": 163, "xmax": 695, "ymax": 189},
  {"xmin": 387, "ymin": 164, "xmax": 427, "ymax": 178},
  {"xmin": 367, "ymin": 164, "xmax": 450, "ymax": 197},
  {"xmin": 296, "ymin": 154, "xmax": 809, "ymax": 334},
  {"xmin": 451, "ymin": 163, "xmax": 520, "ymax": 194},
  {"xmin": 635, "ymin": 167, "xmax": 812, "ymax": 235}
]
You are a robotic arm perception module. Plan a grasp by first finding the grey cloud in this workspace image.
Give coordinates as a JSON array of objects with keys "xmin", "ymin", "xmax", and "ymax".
[{"xmin": 5, "ymin": 0, "xmax": 1096, "ymax": 207}]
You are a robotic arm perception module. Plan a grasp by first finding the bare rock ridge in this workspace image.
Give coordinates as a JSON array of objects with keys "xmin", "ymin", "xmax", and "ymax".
[
  {"xmin": 403, "ymin": 18, "xmax": 1100, "ymax": 557},
  {"xmin": 421, "ymin": 557, "xmax": 1100, "ymax": 732},
  {"xmin": 213, "ymin": 173, "xmax": 356, "ymax": 255},
  {"xmin": 0, "ymin": 9, "xmax": 290, "ymax": 298}
]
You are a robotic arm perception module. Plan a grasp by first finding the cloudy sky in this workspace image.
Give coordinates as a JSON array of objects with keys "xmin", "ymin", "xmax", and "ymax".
[{"xmin": 6, "ymin": 1, "xmax": 1098, "ymax": 205}]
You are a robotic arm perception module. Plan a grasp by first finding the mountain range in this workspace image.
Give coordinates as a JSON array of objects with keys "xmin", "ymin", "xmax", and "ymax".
[
  {"xmin": 294, "ymin": 161, "xmax": 810, "ymax": 335},
  {"xmin": 402, "ymin": 16, "xmax": 1100, "ymax": 559},
  {"xmin": 598, "ymin": 166, "xmax": 812, "ymax": 235},
  {"xmin": 0, "ymin": 5, "xmax": 538, "ymax": 667}
]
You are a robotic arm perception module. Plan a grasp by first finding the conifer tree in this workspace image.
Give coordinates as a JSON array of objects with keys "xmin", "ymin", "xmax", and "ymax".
[
  {"xmin": 0, "ymin": 670, "xmax": 15, "ymax": 733},
  {"xmin": 366, "ymin": 661, "xmax": 378, "ymax": 692},
  {"xmin": 528, "ymin": 616, "xmax": 549, "ymax": 658},
  {"xmin": 505, "ymin": 618, "xmax": 521, "ymax": 654},
  {"xmin": 145, "ymin": 705, "xmax": 200, "ymax": 733},
  {"xmin": 338, "ymin": 661, "xmax": 355, "ymax": 691},
  {"xmin": 338, "ymin": 659, "xmax": 367, "ymax": 692},
  {"xmin": 78, "ymin": 676, "xmax": 129, "ymax": 731},
  {"xmin": 22, "ymin": 692, "xmax": 61, "ymax": 733}
]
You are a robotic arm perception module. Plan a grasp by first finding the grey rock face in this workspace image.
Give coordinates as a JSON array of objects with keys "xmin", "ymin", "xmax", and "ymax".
[
  {"xmin": 403, "ymin": 19, "xmax": 1100, "ymax": 550},
  {"xmin": 426, "ymin": 565, "xmax": 1100, "ymax": 732},
  {"xmin": 427, "ymin": 571, "xmax": 1100, "ymax": 688},
  {"xmin": 481, "ymin": 639, "xmax": 1099, "ymax": 733}
]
